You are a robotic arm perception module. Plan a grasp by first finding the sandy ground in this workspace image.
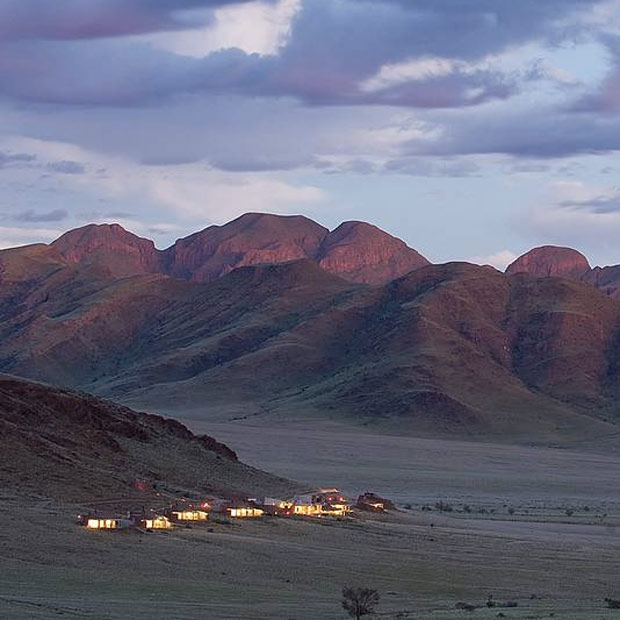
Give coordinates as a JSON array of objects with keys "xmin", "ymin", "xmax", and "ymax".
[
  {"xmin": 3, "ymin": 496, "xmax": 620, "ymax": 619},
  {"xmin": 186, "ymin": 419, "xmax": 620, "ymax": 506},
  {"xmin": 5, "ymin": 420, "xmax": 620, "ymax": 619}
]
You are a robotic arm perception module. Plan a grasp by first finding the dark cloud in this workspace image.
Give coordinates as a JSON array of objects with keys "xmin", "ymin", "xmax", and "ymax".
[
  {"xmin": 310, "ymin": 156, "xmax": 481, "ymax": 177},
  {"xmin": 0, "ymin": 0, "xmax": 263, "ymax": 40},
  {"xmin": 383, "ymin": 157, "xmax": 480, "ymax": 177},
  {"xmin": 14, "ymin": 208, "xmax": 68, "ymax": 222},
  {"xmin": 0, "ymin": 151, "xmax": 37, "ymax": 167},
  {"xmin": 559, "ymin": 192, "xmax": 620, "ymax": 214},
  {"xmin": 211, "ymin": 155, "xmax": 313, "ymax": 172},
  {"xmin": 0, "ymin": 0, "xmax": 601, "ymax": 109},
  {"xmin": 0, "ymin": 0, "xmax": 615, "ymax": 171},
  {"xmin": 46, "ymin": 160, "xmax": 86, "ymax": 174},
  {"xmin": 290, "ymin": 0, "xmax": 594, "ymax": 66},
  {"xmin": 403, "ymin": 107, "xmax": 620, "ymax": 158}
]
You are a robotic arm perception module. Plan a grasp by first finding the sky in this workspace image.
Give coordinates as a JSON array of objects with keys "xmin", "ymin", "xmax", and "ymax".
[{"xmin": 1, "ymin": 0, "xmax": 620, "ymax": 269}]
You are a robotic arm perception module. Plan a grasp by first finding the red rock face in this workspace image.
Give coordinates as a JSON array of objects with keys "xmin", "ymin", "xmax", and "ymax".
[
  {"xmin": 318, "ymin": 221, "xmax": 430, "ymax": 284},
  {"xmin": 46, "ymin": 213, "xmax": 431, "ymax": 285},
  {"xmin": 505, "ymin": 246, "xmax": 591, "ymax": 279},
  {"xmin": 163, "ymin": 213, "xmax": 329, "ymax": 282},
  {"xmin": 163, "ymin": 213, "xmax": 430, "ymax": 284},
  {"xmin": 52, "ymin": 223, "xmax": 162, "ymax": 277}
]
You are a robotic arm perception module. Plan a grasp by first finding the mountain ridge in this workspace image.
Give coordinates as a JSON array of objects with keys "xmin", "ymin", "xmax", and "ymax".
[
  {"xmin": 506, "ymin": 245, "xmax": 620, "ymax": 300},
  {"xmin": 2, "ymin": 240, "xmax": 620, "ymax": 441},
  {"xmin": 4, "ymin": 213, "xmax": 620, "ymax": 442},
  {"xmin": 47, "ymin": 213, "xmax": 430, "ymax": 285},
  {"xmin": 20, "ymin": 214, "xmax": 620, "ymax": 299}
]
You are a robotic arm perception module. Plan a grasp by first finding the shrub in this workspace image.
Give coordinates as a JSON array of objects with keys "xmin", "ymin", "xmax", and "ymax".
[
  {"xmin": 342, "ymin": 586, "xmax": 380, "ymax": 619},
  {"xmin": 455, "ymin": 602, "xmax": 477, "ymax": 611},
  {"xmin": 605, "ymin": 598, "xmax": 620, "ymax": 609}
]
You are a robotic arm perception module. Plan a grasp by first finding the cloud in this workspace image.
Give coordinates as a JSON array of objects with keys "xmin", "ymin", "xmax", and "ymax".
[
  {"xmin": 0, "ymin": 225, "xmax": 65, "ymax": 249},
  {"xmin": 0, "ymin": 0, "xmax": 617, "ymax": 186},
  {"xmin": 0, "ymin": 0, "xmax": 263, "ymax": 41},
  {"xmin": 0, "ymin": 0, "xmax": 601, "ymax": 109},
  {"xmin": 519, "ymin": 181, "xmax": 620, "ymax": 260},
  {"xmin": 0, "ymin": 136, "xmax": 328, "ymax": 232},
  {"xmin": 383, "ymin": 157, "xmax": 481, "ymax": 177},
  {"xmin": 312, "ymin": 154, "xmax": 483, "ymax": 177},
  {"xmin": 0, "ymin": 151, "xmax": 36, "ymax": 168},
  {"xmin": 558, "ymin": 186, "xmax": 620, "ymax": 213},
  {"xmin": 572, "ymin": 66, "xmax": 620, "ymax": 114},
  {"xmin": 14, "ymin": 208, "xmax": 68, "ymax": 223},
  {"xmin": 143, "ymin": 167, "xmax": 326, "ymax": 221},
  {"xmin": 468, "ymin": 250, "xmax": 518, "ymax": 270},
  {"xmin": 358, "ymin": 52, "xmax": 538, "ymax": 108},
  {"xmin": 46, "ymin": 160, "xmax": 86, "ymax": 175},
  {"xmin": 401, "ymin": 104, "xmax": 620, "ymax": 158},
  {"xmin": 152, "ymin": 0, "xmax": 301, "ymax": 57}
]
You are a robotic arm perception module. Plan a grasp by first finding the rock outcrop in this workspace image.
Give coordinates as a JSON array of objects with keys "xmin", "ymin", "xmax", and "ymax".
[
  {"xmin": 163, "ymin": 213, "xmax": 329, "ymax": 282},
  {"xmin": 317, "ymin": 221, "xmax": 430, "ymax": 284},
  {"xmin": 52, "ymin": 223, "xmax": 162, "ymax": 277},
  {"xmin": 505, "ymin": 246, "xmax": 591, "ymax": 279}
]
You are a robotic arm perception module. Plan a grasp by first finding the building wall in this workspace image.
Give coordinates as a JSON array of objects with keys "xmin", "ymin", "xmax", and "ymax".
[
  {"xmin": 229, "ymin": 507, "xmax": 264, "ymax": 518},
  {"xmin": 86, "ymin": 518, "xmax": 131, "ymax": 529},
  {"xmin": 144, "ymin": 517, "xmax": 172, "ymax": 529},
  {"xmin": 172, "ymin": 510, "xmax": 208, "ymax": 521}
]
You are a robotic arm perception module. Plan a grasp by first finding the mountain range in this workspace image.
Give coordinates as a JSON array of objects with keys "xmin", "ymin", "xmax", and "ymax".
[
  {"xmin": 3, "ymin": 212, "xmax": 620, "ymax": 442},
  {"xmin": 50, "ymin": 212, "xmax": 429, "ymax": 285}
]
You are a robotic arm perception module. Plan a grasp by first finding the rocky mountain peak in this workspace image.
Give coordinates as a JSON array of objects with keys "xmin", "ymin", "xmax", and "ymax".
[{"xmin": 505, "ymin": 245, "xmax": 591, "ymax": 280}]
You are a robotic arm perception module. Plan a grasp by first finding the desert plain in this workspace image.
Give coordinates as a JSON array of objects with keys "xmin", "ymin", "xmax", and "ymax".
[{"xmin": 4, "ymin": 418, "xmax": 620, "ymax": 620}]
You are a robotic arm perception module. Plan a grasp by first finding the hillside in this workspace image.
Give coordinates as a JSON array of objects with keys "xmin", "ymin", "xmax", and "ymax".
[
  {"xmin": 507, "ymin": 245, "xmax": 620, "ymax": 301},
  {"xmin": 0, "ymin": 374, "xmax": 295, "ymax": 501},
  {"xmin": 2, "ymin": 231, "xmax": 620, "ymax": 441}
]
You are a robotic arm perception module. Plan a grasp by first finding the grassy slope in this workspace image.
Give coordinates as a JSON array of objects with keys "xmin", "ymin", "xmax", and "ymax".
[{"xmin": 2, "ymin": 244, "xmax": 620, "ymax": 441}]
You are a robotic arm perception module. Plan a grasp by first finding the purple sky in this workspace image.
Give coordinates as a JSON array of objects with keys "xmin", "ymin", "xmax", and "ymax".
[{"xmin": 1, "ymin": 0, "xmax": 620, "ymax": 268}]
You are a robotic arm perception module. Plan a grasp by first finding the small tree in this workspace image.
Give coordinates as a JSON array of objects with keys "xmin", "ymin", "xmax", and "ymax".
[{"xmin": 342, "ymin": 586, "xmax": 380, "ymax": 619}]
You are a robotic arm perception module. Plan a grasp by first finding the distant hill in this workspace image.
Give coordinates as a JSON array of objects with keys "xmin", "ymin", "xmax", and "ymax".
[
  {"xmin": 0, "ymin": 374, "xmax": 295, "ymax": 500},
  {"xmin": 3, "ymin": 221, "xmax": 620, "ymax": 442},
  {"xmin": 506, "ymin": 245, "xmax": 620, "ymax": 300},
  {"xmin": 50, "ymin": 212, "xmax": 430, "ymax": 285}
]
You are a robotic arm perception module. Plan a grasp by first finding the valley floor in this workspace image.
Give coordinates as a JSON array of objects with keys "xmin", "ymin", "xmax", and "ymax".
[
  {"xmin": 5, "ymin": 421, "xmax": 620, "ymax": 619},
  {"xmin": 186, "ymin": 419, "xmax": 620, "ymax": 506}
]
